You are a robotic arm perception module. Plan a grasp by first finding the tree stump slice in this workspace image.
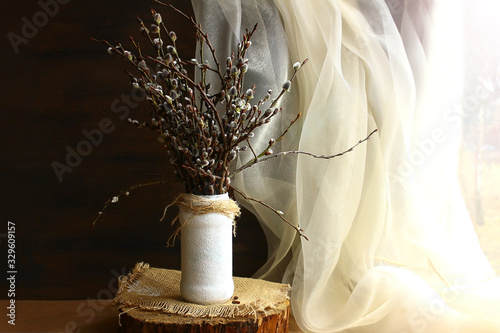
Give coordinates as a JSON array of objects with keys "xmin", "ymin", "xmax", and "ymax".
[
  {"xmin": 118, "ymin": 299, "xmax": 290, "ymax": 333},
  {"xmin": 114, "ymin": 265, "xmax": 291, "ymax": 332}
]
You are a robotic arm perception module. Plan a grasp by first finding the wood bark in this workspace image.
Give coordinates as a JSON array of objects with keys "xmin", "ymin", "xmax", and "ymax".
[{"xmin": 118, "ymin": 299, "xmax": 290, "ymax": 333}]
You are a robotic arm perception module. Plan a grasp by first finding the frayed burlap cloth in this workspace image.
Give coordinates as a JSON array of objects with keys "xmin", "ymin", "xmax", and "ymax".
[{"xmin": 113, "ymin": 262, "xmax": 291, "ymax": 319}]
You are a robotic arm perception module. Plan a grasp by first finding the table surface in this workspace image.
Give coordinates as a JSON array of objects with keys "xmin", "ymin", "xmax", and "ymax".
[
  {"xmin": 0, "ymin": 300, "xmax": 303, "ymax": 333},
  {"xmin": 1, "ymin": 300, "xmax": 119, "ymax": 333}
]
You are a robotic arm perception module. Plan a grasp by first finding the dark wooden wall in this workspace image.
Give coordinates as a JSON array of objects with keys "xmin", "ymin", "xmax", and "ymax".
[{"xmin": 0, "ymin": 0, "xmax": 267, "ymax": 300}]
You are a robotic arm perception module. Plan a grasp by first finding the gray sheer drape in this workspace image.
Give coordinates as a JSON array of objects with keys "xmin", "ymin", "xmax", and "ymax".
[{"xmin": 191, "ymin": 0, "xmax": 500, "ymax": 332}]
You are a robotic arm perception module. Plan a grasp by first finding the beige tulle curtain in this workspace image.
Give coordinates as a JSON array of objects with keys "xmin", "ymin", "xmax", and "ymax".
[{"xmin": 191, "ymin": 0, "xmax": 500, "ymax": 332}]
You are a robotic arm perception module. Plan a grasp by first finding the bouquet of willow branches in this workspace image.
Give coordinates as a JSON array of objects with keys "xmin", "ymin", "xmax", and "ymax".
[{"xmin": 92, "ymin": 3, "xmax": 376, "ymax": 239}]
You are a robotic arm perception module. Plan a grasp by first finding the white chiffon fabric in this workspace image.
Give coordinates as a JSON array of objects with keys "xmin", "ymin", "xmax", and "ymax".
[{"xmin": 191, "ymin": 0, "xmax": 500, "ymax": 332}]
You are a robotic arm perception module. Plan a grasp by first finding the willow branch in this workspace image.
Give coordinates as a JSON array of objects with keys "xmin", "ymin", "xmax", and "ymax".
[
  {"xmin": 233, "ymin": 129, "xmax": 378, "ymax": 176},
  {"xmin": 230, "ymin": 185, "xmax": 308, "ymax": 241},
  {"xmin": 269, "ymin": 59, "xmax": 308, "ymax": 109},
  {"xmin": 146, "ymin": 55, "xmax": 227, "ymax": 147},
  {"xmin": 154, "ymin": 0, "xmax": 225, "ymax": 83},
  {"xmin": 246, "ymin": 139, "xmax": 259, "ymax": 162},
  {"xmin": 179, "ymin": 164, "xmax": 307, "ymax": 239},
  {"xmin": 92, "ymin": 180, "xmax": 169, "ymax": 227},
  {"xmin": 273, "ymin": 112, "xmax": 302, "ymax": 145},
  {"xmin": 233, "ymin": 113, "xmax": 301, "ymax": 174}
]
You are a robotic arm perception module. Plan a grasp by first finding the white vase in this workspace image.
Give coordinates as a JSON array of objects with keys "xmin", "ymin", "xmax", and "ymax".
[{"xmin": 179, "ymin": 193, "xmax": 234, "ymax": 305}]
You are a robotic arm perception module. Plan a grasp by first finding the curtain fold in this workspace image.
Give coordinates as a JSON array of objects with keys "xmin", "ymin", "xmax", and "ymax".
[{"xmin": 191, "ymin": 0, "xmax": 500, "ymax": 331}]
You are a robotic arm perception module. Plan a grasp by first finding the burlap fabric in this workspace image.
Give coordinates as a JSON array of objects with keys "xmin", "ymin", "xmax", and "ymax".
[{"xmin": 113, "ymin": 263, "xmax": 291, "ymax": 319}]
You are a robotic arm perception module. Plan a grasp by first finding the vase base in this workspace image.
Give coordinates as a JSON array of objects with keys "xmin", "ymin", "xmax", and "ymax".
[{"xmin": 180, "ymin": 281, "xmax": 235, "ymax": 305}]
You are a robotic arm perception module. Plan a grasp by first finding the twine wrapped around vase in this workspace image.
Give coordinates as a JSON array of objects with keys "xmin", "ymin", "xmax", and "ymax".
[{"xmin": 162, "ymin": 193, "xmax": 241, "ymax": 247}]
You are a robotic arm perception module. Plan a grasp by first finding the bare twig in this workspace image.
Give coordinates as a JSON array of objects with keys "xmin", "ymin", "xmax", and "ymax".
[
  {"xmin": 92, "ymin": 180, "xmax": 169, "ymax": 227},
  {"xmin": 230, "ymin": 185, "xmax": 309, "ymax": 241},
  {"xmin": 234, "ymin": 129, "xmax": 378, "ymax": 176},
  {"xmin": 273, "ymin": 112, "xmax": 302, "ymax": 146},
  {"xmin": 246, "ymin": 139, "xmax": 259, "ymax": 162}
]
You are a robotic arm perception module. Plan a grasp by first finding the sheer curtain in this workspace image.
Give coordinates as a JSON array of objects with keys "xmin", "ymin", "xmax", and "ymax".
[{"xmin": 191, "ymin": 0, "xmax": 500, "ymax": 332}]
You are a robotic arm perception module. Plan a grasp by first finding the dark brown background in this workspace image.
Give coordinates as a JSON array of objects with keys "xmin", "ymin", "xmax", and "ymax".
[{"xmin": 0, "ymin": 0, "xmax": 267, "ymax": 300}]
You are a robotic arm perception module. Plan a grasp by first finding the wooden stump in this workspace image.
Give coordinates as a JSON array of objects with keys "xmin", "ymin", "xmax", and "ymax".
[
  {"xmin": 118, "ymin": 299, "xmax": 290, "ymax": 333},
  {"xmin": 114, "ymin": 265, "xmax": 291, "ymax": 332}
]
